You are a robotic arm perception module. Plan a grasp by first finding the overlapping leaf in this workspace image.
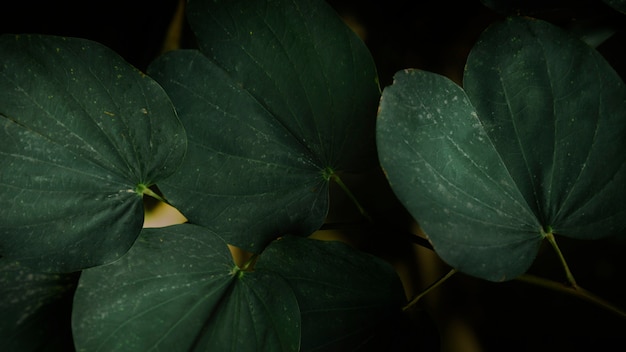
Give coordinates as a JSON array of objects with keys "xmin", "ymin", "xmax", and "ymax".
[
  {"xmin": 377, "ymin": 17, "xmax": 626, "ymax": 281},
  {"xmin": 72, "ymin": 224, "xmax": 300, "ymax": 352},
  {"xmin": 148, "ymin": 0, "xmax": 380, "ymax": 251},
  {"xmin": 377, "ymin": 69, "xmax": 543, "ymax": 281},
  {"xmin": 464, "ymin": 17, "xmax": 626, "ymax": 240},
  {"xmin": 256, "ymin": 236, "xmax": 409, "ymax": 351},
  {"xmin": 72, "ymin": 225, "xmax": 407, "ymax": 351},
  {"xmin": 0, "ymin": 35, "xmax": 186, "ymax": 272}
]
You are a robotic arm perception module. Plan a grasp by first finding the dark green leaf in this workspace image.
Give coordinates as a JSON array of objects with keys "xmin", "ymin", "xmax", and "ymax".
[
  {"xmin": 187, "ymin": 0, "xmax": 379, "ymax": 172},
  {"xmin": 377, "ymin": 69, "xmax": 543, "ymax": 281},
  {"xmin": 148, "ymin": 0, "xmax": 379, "ymax": 251},
  {"xmin": 377, "ymin": 17, "xmax": 626, "ymax": 281},
  {"xmin": 0, "ymin": 258, "xmax": 78, "ymax": 351},
  {"xmin": 72, "ymin": 224, "xmax": 300, "ymax": 352},
  {"xmin": 0, "ymin": 34, "xmax": 186, "ymax": 272},
  {"xmin": 257, "ymin": 236, "xmax": 408, "ymax": 351},
  {"xmin": 148, "ymin": 50, "xmax": 329, "ymax": 252},
  {"xmin": 464, "ymin": 17, "xmax": 626, "ymax": 240}
]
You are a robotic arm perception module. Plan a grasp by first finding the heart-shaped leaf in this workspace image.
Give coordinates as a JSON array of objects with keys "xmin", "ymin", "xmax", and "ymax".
[
  {"xmin": 72, "ymin": 224, "xmax": 300, "ymax": 352},
  {"xmin": 148, "ymin": 50, "xmax": 329, "ymax": 252},
  {"xmin": 0, "ymin": 34, "xmax": 186, "ymax": 272},
  {"xmin": 147, "ymin": 0, "xmax": 380, "ymax": 251},
  {"xmin": 378, "ymin": 69, "xmax": 543, "ymax": 281},
  {"xmin": 256, "ymin": 236, "xmax": 408, "ymax": 351},
  {"xmin": 377, "ymin": 17, "xmax": 626, "ymax": 281},
  {"xmin": 0, "ymin": 258, "xmax": 78, "ymax": 351},
  {"xmin": 464, "ymin": 16, "xmax": 626, "ymax": 240},
  {"xmin": 72, "ymin": 225, "xmax": 409, "ymax": 351}
]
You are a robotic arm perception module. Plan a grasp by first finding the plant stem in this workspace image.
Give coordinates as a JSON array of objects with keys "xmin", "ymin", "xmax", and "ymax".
[
  {"xmin": 230, "ymin": 254, "xmax": 259, "ymax": 279},
  {"xmin": 544, "ymin": 230, "xmax": 578, "ymax": 288},
  {"xmin": 519, "ymin": 230, "xmax": 626, "ymax": 319},
  {"xmin": 241, "ymin": 252, "xmax": 259, "ymax": 272},
  {"xmin": 403, "ymin": 268, "xmax": 457, "ymax": 312},
  {"xmin": 136, "ymin": 183, "xmax": 168, "ymax": 205},
  {"xmin": 516, "ymin": 274, "xmax": 626, "ymax": 319},
  {"xmin": 326, "ymin": 168, "xmax": 372, "ymax": 222}
]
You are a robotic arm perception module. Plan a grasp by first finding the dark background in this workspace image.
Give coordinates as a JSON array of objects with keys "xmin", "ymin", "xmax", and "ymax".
[
  {"xmin": 4, "ymin": 0, "xmax": 625, "ymax": 85},
  {"xmin": 2, "ymin": 1, "xmax": 626, "ymax": 351}
]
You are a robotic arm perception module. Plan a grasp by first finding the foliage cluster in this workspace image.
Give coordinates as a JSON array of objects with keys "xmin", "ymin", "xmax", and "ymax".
[{"xmin": 1, "ymin": 0, "xmax": 626, "ymax": 350}]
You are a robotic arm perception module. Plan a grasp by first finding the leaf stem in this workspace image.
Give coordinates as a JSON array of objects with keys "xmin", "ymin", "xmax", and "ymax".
[
  {"xmin": 229, "ymin": 249, "xmax": 258, "ymax": 278},
  {"xmin": 522, "ymin": 229, "xmax": 626, "ymax": 319},
  {"xmin": 516, "ymin": 274, "xmax": 626, "ymax": 319},
  {"xmin": 544, "ymin": 229, "xmax": 578, "ymax": 288},
  {"xmin": 241, "ymin": 252, "xmax": 259, "ymax": 272},
  {"xmin": 136, "ymin": 183, "xmax": 168, "ymax": 204},
  {"xmin": 403, "ymin": 268, "xmax": 457, "ymax": 312},
  {"xmin": 325, "ymin": 167, "xmax": 372, "ymax": 222}
]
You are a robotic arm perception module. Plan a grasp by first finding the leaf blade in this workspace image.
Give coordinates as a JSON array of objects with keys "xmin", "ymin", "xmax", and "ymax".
[
  {"xmin": 72, "ymin": 224, "xmax": 300, "ymax": 352},
  {"xmin": 377, "ymin": 16, "xmax": 626, "ymax": 282},
  {"xmin": 377, "ymin": 69, "xmax": 543, "ymax": 281},
  {"xmin": 187, "ymin": 0, "xmax": 380, "ymax": 170},
  {"xmin": 464, "ymin": 16, "xmax": 626, "ymax": 239},
  {"xmin": 0, "ymin": 34, "xmax": 186, "ymax": 272},
  {"xmin": 257, "ymin": 236, "xmax": 409, "ymax": 350},
  {"xmin": 148, "ymin": 50, "xmax": 329, "ymax": 251},
  {"xmin": 149, "ymin": 0, "xmax": 380, "ymax": 251}
]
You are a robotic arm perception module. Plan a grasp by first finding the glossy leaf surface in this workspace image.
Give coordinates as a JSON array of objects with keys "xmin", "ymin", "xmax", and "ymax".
[
  {"xmin": 377, "ymin": 17, "xmax": 626, "ymax": 281},
  {"xmin": 378, "ymin": 69, "xmax": 543, "ymax": 281},
  {"xmin": 72, "ymin": 226, "xmax": 408, "ymax": 351},
  {"xmin": 464, "ymin": 16, "xmax": 626, "ymax": 240},
  {"xmin": 148, "ymin": 0, "xmax": 380, "ymax": 251},
  {"xmin": 72, "ymin": 224, "xmax": 300, "ymax": 352},
  {"xmin": 256, "ymin": 236, "xmax": 408, "ymax": 351},
  {"xmin": 0, "ymin": 35, "xmax": 186, "ymax": 272}
]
